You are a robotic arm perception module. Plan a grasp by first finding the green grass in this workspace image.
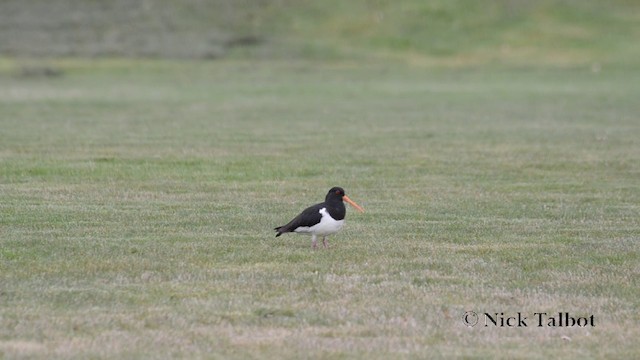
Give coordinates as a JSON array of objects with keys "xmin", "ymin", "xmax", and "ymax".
[
  {"xmin": 276, "ymin": 0, "xmax": 640, "ymax": 66},
  {"xmin": 1, "ymin": 59, "xmax": 639, "ymax": 358},
  {"xmin": 2, "ymin": 0, "xmax": 639, "ymax": 66}
]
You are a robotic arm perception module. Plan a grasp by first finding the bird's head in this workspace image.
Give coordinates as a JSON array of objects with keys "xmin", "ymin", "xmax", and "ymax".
[{"xmin": 326, "ymin": 187, "xmax": 365, "ymax": 213}]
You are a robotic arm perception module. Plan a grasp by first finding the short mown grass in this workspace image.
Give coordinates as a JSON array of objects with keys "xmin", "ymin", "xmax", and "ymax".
[{"xmin": 1, "ymin": 59, "xmax": 639, "ymax": 358}]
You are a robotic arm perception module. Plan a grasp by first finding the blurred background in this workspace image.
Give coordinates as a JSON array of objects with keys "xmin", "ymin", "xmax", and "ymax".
[{"xmin": 1, "ymin": 0, "xmax": 638, "ymax": 67}]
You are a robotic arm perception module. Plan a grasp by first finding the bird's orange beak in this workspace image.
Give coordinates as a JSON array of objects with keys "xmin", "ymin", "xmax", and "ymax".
[{"xmin": 343, "ymin": 195, "xmax": 365, "ymax": 213}]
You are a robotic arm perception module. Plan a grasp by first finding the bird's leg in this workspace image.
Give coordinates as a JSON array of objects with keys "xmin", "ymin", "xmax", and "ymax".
[
  {"xmin": 322, "ymin": 236, "xmax": 328, "ymax": 248},
  {"xmin": 311, "ymin": 234, "xmax": 318, "ymax": 249}
]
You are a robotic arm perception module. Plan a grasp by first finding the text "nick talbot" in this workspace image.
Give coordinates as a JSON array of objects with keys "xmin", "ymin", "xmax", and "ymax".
[{"xmin": 463, "ymin": 312, "xmax": 595, "ymax": 328}]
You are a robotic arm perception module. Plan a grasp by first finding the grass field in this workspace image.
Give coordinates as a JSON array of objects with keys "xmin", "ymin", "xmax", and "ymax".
[
  {"xmin": 2, "ymin": 1, "xmax": 639, "ymax": 66},
  {"xmin": 1, "ymin": 59, "xmax": 639, "ymax": 358}
]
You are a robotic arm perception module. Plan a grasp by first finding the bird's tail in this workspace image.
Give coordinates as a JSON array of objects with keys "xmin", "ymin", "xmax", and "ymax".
[{"xmin": 274, "ymin": 226, "xmax": 284, "ymax": 237}]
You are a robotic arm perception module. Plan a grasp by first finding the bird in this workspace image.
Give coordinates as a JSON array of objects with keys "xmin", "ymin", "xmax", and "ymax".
[{"xmin": 274, "ymin": 187, "xmax": 365, "ymax": 249}]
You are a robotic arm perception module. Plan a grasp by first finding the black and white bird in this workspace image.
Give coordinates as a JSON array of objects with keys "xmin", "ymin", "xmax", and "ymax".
[{"xmin": 274, "ymin": 187, "xmax": 365, "ymax": 249}]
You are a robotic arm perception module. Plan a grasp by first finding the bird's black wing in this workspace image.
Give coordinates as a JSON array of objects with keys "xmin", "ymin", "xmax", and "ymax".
[{"xmin": 274, "ymin": 202, "xmax": 324, "ymax": 236}]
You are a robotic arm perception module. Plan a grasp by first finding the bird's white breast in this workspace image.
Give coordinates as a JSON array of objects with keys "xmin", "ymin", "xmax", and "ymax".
[{"xmin": 294, "ymin": 208, "xmax": 344, "ymax": 236}]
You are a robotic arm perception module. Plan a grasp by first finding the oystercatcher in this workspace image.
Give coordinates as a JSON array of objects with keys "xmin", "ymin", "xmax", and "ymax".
[{"xmin": 274, "ymin": 187, "xmax": 365, "ymax": 248}]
